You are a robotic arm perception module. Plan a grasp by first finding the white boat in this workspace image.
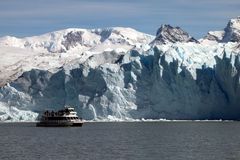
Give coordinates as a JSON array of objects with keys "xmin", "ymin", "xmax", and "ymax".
[{"xmin": 36, "ymin": 107, "xmax": 84, "ymax": 127}]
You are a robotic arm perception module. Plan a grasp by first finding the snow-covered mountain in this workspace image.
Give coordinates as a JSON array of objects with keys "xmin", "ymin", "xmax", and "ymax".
[
  {"xmin": 0, "ymin": 27, "xmax": 153, "ymax": 86},
  {"xmin": 0, "ymin": 27, "xmax": 153, "ymax": 53},
  {"xmin": 0, "ymin": 17, "xmax": 240, "ymax": 121}
]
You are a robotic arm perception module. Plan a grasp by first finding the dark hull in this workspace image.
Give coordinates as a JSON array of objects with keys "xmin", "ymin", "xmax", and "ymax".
[{"xmin": 36, "ymin": 121, "xmax": 83, "ymax": 127}]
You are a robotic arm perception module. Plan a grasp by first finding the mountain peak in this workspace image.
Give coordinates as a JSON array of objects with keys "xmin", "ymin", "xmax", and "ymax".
[
  {"xmin": 202, "ymin": 16, "xmax": 240, "ymax": 43},
  {"xmin": 227, "ymin": 16, "xmax": 240, "ymax": 30},
  {"xmin": 222, "ymin": 16, "xmax": 240, "ymax": 42},
  {"xmin": 152, "ymin": 24, "xmax": 198, "ymax": 44}
]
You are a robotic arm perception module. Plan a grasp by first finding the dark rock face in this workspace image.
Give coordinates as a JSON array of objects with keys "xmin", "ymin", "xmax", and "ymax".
[
  {"xmin": 222, "ymin": 17, "xmax": 240, "ymax": 42},
  {"xmin": 97, "ymin": 29, "xmax": 112, "ymax": 42},
  {"xmin": 152, "ymin": 25, "xmax": 199, "ymax": 44},
  {"xmin": 62, "ymin": 31, "xmax": 84, "ymax": 50}
]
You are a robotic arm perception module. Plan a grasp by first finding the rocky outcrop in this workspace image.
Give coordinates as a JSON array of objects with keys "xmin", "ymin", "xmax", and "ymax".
[
  {"xmin": 203, "ymin": 17, "xmax": 240, "ymax": 43},
  {"xmin": 152, "ymin": 24, "xmax": 198, "ymax": 44},
  {"xmin": 222, "ymin": 16, "xmax": 240, "ymax": 42}
]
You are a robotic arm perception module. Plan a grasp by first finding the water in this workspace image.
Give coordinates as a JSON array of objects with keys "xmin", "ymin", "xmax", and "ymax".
[{"xmin": 0, "ymin": 122, "xmax": 240, "ymax": 160}]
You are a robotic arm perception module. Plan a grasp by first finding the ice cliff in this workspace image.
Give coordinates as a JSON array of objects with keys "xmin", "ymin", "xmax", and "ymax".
[{"xmin": 0, "ymin": 18, "xmax": 240, "ymax": 121}]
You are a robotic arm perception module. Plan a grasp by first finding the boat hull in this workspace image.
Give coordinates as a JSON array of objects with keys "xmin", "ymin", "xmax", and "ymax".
[{"xmin": 36, "ymin": 121, "xmax": 83, "ymax": 127}]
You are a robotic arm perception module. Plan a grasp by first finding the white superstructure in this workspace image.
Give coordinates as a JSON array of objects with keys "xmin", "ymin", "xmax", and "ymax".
[{"xmin": 36, "ymin": 107, "xmax": 84, "ymax": 127}]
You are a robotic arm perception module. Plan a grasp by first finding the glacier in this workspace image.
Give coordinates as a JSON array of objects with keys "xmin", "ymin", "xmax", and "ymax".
[{"xmin": 0, "ymin": 17, "xmax": 240, "ymax": 121}]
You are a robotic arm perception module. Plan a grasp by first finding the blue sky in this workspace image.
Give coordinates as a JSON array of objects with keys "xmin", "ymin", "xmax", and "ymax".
[{"xmin": 0, "ymin": 0, "xmax": 240, "ymax": 38}]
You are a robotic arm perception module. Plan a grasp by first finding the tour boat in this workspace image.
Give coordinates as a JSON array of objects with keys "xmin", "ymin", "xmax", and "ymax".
[{"xmin": 36, "ymin": 107, "xmax": 84, "ymax": 127}]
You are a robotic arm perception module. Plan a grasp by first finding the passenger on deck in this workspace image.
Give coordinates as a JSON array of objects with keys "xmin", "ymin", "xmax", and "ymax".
[{"xmin": 51, "ymin": 111, "xmax": 54, "ymax": 116}]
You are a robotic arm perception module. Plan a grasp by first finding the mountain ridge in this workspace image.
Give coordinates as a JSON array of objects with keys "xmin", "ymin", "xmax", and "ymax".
[{"xmin": 0, "ymin": 17, "xmax": 240, "ymax": 121}]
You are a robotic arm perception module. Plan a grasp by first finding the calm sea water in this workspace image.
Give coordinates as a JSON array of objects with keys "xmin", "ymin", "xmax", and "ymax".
[{"xmin": 0, "ymin": 122, "xmax": 240, "ymax": 160}]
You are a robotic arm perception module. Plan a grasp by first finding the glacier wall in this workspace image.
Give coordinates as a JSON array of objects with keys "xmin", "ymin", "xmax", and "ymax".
[{"xmin": 1, "ymin": 47, "xmax": 240, "ymax": 121}]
